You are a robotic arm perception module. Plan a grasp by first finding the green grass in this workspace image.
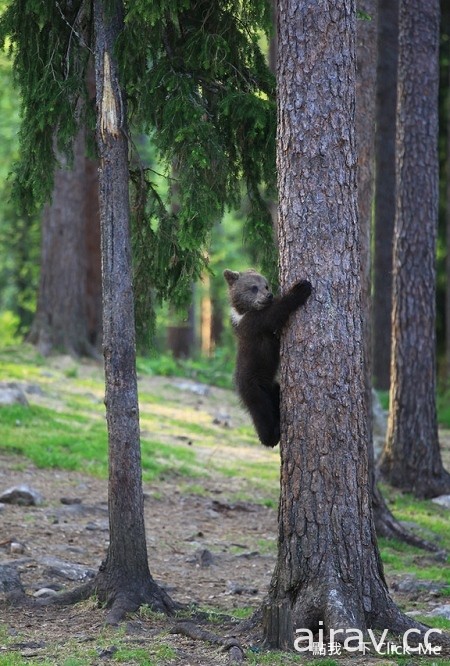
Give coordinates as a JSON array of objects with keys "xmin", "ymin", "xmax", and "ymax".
[
  {"xmin": 376, "ymin": 485, "xmax": 450, "ymax": 591},
  {"xmin": 438, "ymin": 389, "xmax": 450, "ymax": 428},
  {"xmin": 136, "ymin": 348, "xmax": 234, "ymax": 389},
  {"xmin": 0, "ymin": 402, "xmax": 200, "ymax": 481}
]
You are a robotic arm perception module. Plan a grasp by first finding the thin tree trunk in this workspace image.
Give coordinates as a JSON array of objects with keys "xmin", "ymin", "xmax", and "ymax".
[
  {"xmin": 446, "ymin": 64, "xmax": 450, "ymax": 387},
  {"xmin": 263, "ymin": 0, "xmax": 420, "ymax": 647},
  {"xmin": 380, "ymin": 0, "xmax": 450, "ymax": 499},
  {"xmin": 372, "ymin": 0, "xmax": 398, "ymax": 391},
  {"xmin": 92, "ymin": 0, "xmax": 175, "ymax": 622}
]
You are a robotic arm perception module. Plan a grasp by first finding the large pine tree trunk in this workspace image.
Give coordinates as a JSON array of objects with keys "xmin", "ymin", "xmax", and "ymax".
[
  {"xmin": 355, "ymin": 0, "xmax": 430, "ymax": 549},
  {"xmin": 92, "ymin": 0, "xmax": 175, "ymax": 623},
  {"xmin": 28, "ymin": 128, "xmax": 101, "ymax": 357},
  {"xmin": 263, "ymin": 0, "xmax": 421, "ymax": 648},
  {"xmin": 372, "ymin": 0, "xmax": 399, "ymax": 391},
  {"xmin": 379, "ymin": 0, "xmax": 450, "ymax": 499}
]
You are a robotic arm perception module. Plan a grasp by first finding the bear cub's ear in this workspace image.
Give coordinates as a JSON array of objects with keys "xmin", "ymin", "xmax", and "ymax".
[{"xmin": 223, "ymin": 269, "xmax": 240, "ymax": 286}]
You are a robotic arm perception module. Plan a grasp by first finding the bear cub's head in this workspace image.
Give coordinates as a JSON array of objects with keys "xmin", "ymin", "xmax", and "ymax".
[{"xmin": 224, "ymin": 269, "xmax": 273, "ymax": 314}]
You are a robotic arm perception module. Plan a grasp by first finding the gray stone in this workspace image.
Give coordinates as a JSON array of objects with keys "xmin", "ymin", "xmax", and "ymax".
[
  {"xmin": 426, "ymin": 605, "xmax": 450, "ymax": 620},
  {"xmin": 227, "ymin": 581, "xmax": 258, "ymax": 595},
  {"xmin": 24, "ymin": 384, "xmax": 45, "ymax": 396},
  {"xmin": 33, "ymin": 587, "xmax": 58, "ymax": 598},
  {"xmin": 85, "ymin": 520, "xmax": 109, "ymax": 532},
  {"xmin": 38, "ymin": 556, "xmax": 95, "ymax": 581},
  {"xmin": 0, "ymin": 561, "xmax": 27, "ymax": 597},
  {"xmin": 431, "ymin": 495, "xmax": 450, "ymax": 509},
  {"xmin": 0, "ymin": 383, "xmax": 28, "ymax": 407},
  {"xmin": 174, "ymin": 380, "xmax": 210, "ymax": 396},
  {"xmin": 187, "ymin": 548, "xmax": 215, "ymax": 568},
  {"xmin": 0, "ymin": 485, "xmax": 43, "ymax": 506},
  {"xmin": 392, "ymin": 575, "xmax": 447, "ymax": 596},
  {"xmin": 10, "ymin": 542, "xmax": 26, "ymax": 555},
  {"xmin": 60, "ymin": 497, "xmax": 82, "ymax": 505}
]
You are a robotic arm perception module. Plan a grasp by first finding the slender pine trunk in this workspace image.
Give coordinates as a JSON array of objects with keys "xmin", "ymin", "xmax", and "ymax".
[{"xmin": 92, "ymin": 0, "xmax": 175, "ymax": 622}]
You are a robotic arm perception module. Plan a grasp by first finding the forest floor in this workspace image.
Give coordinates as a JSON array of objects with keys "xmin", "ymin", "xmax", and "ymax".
[{"xmin": 1, "ymin": 351, "xmax": 450, "ymax": 665}]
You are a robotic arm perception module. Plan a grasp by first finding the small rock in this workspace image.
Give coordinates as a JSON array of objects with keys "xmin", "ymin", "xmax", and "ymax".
[
  {"xmin": 97, "ymin": 645, "xmax": 118, "ymax": 658},
  {"xmin": 85, "ymin": 520, "xmax": 109, "ymax": 532},
  {"xmin": 0, "ymin": 562, "xmax": 26, "ymax": 596},
  {"xmin": 39, "ymin": 556, "xmax": 96, "ymax": 581},
  {"xmin": 187, "ymin": 548, "xmax": 215, "ymax": 568},
  {"xmin": 392, "ymin": 575, "xmax": 446, "ymax": 596},
  {"xmin": 0, "ymin": 485, "xmax": 43, "ymax": 506},
  {"xmin": 227, "ymin": 581, "xmax": 258, "ymax": 595},
  {"xmin": 236, "ymin": 551, "xmax": 260, "ymax": 559},
  {"xmin": 60, "ymin": 497, "xmax": 82, "ymax": 505},
  {"xmin": 212, "ymin": 412, "xmax": 231, "ymax": 427},
  {"xmin": 426, "ymin": 605, "xmax": 450, "ymax": 620},
  {"xmin": 9, "ymin": 641, "xmax": 45, "ymax": 650},
  {"xmin": 431, "ymin": 495, "xmax": 450, "ymax": 509},
  {"xmin": 10, "ymin": 542, "xmax": 25, "ymax": 555},
  {"xmin": 24, "ymin": 384, "xmax": 45, "ymax": 396},
  {"xmin": 0, "ymin": 383, "xmax": 28, "ymax": 406},
  {"xmin": 174, "ymin": 380, "xmax": 210, "ymax": 396},
  {"xmin": 33, "ymin": 588, "xmax": 58, "ymax": 598}
]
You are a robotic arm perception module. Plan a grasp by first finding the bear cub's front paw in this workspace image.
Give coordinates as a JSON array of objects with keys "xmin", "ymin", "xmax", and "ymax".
[{"xmin": 291, "ymin": 279, "xmax": 312, "ymax": 301}]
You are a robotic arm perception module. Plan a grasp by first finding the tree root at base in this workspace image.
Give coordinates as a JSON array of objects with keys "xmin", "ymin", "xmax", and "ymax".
[
  {"xmin": 373, "ymin": 484, "xmax": 445, "ymax": 554},
  {"xmin": 171, "ymin": 621, "xmax": 245, "ymax": 663}
]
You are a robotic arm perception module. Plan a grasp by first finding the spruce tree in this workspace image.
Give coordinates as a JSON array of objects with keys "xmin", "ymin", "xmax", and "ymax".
[{"xmin": 0, "ymin": 0, "xmax": 277, "ymax": 323}]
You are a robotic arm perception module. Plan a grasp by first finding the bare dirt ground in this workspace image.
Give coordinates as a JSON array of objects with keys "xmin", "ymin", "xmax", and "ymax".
[
  {"xmin": 0, "ymin": 452, "xmax": 278, "ymax": 665},
  {"xmin": 1, "ymin": 357, "xmax": 450, "ymax": 664}
]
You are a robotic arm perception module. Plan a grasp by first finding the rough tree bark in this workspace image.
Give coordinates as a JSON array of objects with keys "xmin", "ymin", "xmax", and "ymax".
[
  {"xmin": 446, "ymin": 64, "xmax": 450, "ymax": 387},
  {"xmin": 379, "ymin": 0, "xmax": 450, "ymax": 499},
  {"xmin": 355, "ymin": 0, "xmax": 434, "ymax": 550},
  {"xmin": 372, "ymin": 0, "xmax": 398, "ymax": 391},
  {"xmin": 28, "ymin": 127, "xmax": 102, "ymax": 357},
  {"xmin": 263, "ymin": 0, "xmax": 425, "ymax": 649},
  {"xmin": 91, "ymin": 0, "xmax": 175, "ymax": 622}
]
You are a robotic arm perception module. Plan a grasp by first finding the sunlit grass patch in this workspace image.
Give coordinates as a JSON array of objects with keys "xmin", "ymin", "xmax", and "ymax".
[
  {"xmin": 378, "ymin": 486, "xmax": 450, "ymax": 591},
  {"xmin": 0, "ymin": 403, "xmax": 201, "ymax": 481},
  {"xmin": 0, "ymin": 403, "xmax": 106, "ymax": 471}
]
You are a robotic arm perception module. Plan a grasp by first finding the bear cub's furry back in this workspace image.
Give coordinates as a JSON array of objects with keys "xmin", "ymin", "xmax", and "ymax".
[{"xmin": 224, "ymin": 269, "xmax": 312, "ymax": 448}]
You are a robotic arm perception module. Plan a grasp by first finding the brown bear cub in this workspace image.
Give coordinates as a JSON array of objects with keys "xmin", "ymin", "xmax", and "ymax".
[{"xmin": 224, "ymin": 269, "xmax": 312, "ymax": 447}]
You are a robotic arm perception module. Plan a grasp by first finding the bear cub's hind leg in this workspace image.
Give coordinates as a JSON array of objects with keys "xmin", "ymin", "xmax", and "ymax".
[{"xmin": 244, "ymin": 382, "xmax": 280, "ymax": 448}]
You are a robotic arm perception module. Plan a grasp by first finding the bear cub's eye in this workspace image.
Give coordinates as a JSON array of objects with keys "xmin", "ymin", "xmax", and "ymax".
[{"xmin": 251, "ymin": 285, "xmax": 258, "ymax": 294}]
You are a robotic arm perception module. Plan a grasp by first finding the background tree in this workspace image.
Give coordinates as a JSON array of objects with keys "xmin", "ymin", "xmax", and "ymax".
[
  {"xmin": 447, "ymin": 67, "xmax": 450, "ymax": 384},
  {"xmin": 0, "ymin": 50, "xmax": 38, "ymax": 335},
  {"xmin": 0, "ymin": 4, "xmax": 102, "ymax": 356},
  {"xmin": 380, "ymin": 0, "xmax": 450, "ymax": 498},
  {"xmin": 372, "ymin": 0, "xmax": 399, "ymax": 391},
  {"xmin": 27, "ymin": 126, "xmax": 102, "ymax": 357},
  {"xmin": 355, "ymin": 0, "xmax": 433, "ymax": 549}
]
